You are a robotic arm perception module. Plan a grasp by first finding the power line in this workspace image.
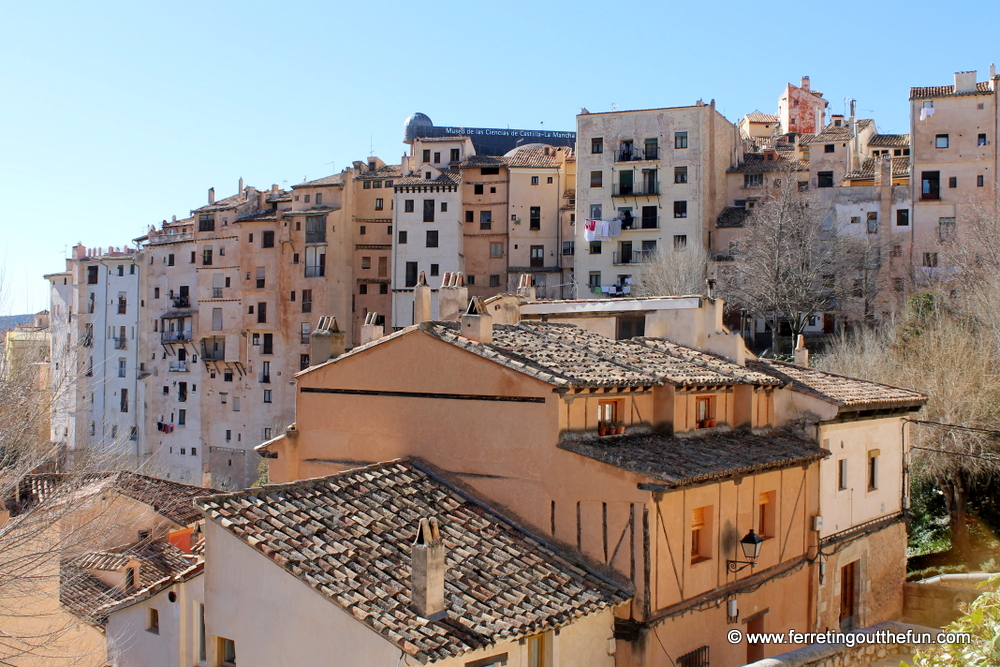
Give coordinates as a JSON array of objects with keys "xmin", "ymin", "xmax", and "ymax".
[
  {"xmin": 905, "ymin": 418, "xmax": 1000, "ymax": 437},
  {"xmin": 909, "ymin": 445, "xmax": 1000, "ymax": 462}
]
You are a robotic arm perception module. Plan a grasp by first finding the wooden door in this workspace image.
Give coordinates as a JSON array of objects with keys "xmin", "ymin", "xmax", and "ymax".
[{"xmin": 840, "ymin": 561, "xmax": 856, "ymax": 631}]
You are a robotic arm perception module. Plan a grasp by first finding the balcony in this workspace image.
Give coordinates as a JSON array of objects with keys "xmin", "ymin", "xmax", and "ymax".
[
  {"xmin": 168, "ymin": 361, "xmax": 189, "ymax": 372},
  {"xmin": 621, "ymin": 216, "xmax": 659, "ymax": 231},
  {"xmin": 212, "ymin": 287, "xmax": 223, "ymax": 298},
  {"xmin": 82, "ymin": 335, "xmax": 93, "ymax": 348},
  {"xmin": 613, "ymin": 250, "xmax": 656, "ymax": 265},
  {"xmin": 258, "ymin": 371, "xmax": 271, "ymax": 384},
  {"xmin": 201, "ymin": 338, "xmax": 226, "ymax": 361},
  {"xmin": 612, "ymin": 183, "xmax": 660, "ymax": 197},
  {"xmin": 171, "ymin": 295, "xmax": 191, "ymax": 309},
  {"xmin": 161, "ymin": 331, "xmax": 192, "ymax": 343},
  {"xmin": 117, "ymin": 301, "xmax": 127, "ymax": 314},
  {"xmin": 615, "ymin": 147, "xmax": 659, "ymax": 162},
  {"xmin": 113, "ymin": 337, "xmax": 128, "ymax": 350},
  {"xmin": 305, "ymin": 266, "xmax": 325, "ymax": 278}
]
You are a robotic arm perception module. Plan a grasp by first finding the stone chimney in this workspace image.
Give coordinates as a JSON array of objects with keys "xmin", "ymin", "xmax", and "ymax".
[
  {"xmin": 309, "ymin": 317, "xmax": 345, "ymax": 363},
  {"xmin": 438, "ymin": 272, "xmax": 469, "ymax": 320},
  {"xmin": 955, "ymin": 71, "xmax": 978, "ymax": 94},
  {"xmin": 271, "ymin": 184, "xmax": 279, "ymax": 195},
  {"xmin": 411, "ymin": 517, "xmax": 446, "ymax": 620},
  {"xmin": 238, "ymin": 177, "xmax": 244, "ymax": 195},
  {"xmin": 359, "ymin": 311, "xmax": 384, "ymax": 345},
  {"xmin": 794, "ymin": 334, "xmax": 809, "ymax": 367},
  {"xmin": 991, "ymin": 63, "xmax": 997, "ymax": 79},
  {"xmin": 208, "ymin": 187, "xmax": 215, "ymax": 205},
  {"xmin": 414, "ymin": 272, "xmax": 432, "ymax": 323},
  {"xmin": 801, "ymin": 75, "xmax": 810, "ymax": 91},
  {"xmin": 460, "ymin": 297, "xmax": 493, "ymax": 344}
]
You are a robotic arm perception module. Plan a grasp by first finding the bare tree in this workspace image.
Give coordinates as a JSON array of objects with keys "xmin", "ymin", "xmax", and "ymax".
[
  {"xmin": 717, "ymin": 178, "xmax": 840, "ymax": 351},
  {"xmin": 631, "ymin": 247, "xmax": 709, "ymax": 297}
]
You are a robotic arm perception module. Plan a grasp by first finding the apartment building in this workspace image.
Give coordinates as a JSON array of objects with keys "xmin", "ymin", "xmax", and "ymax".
[
  {"xmin": 575, "ymin": 102, "xmax": 738, "ymax": 297},
  {"xmin": 909, "ymin": 68, "xmax": 1000, "ymax": 280},
  {"xmin": 45, "ymin": 245, "xmax": 142, "ymax": 464}
]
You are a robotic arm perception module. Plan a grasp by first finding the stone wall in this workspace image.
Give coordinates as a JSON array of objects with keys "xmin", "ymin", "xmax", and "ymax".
[
  {"xmin": 744, "ymin": 620, "xmax": 938, "ymax": 667},
  {"xmin": 903, "ymin": 574, "xmax": 993, "ymax": 628}
]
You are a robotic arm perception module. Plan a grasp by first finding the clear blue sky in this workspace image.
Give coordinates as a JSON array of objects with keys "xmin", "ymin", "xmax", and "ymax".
[{"xmin": 2, "ymin": 0, "xmax": 995, "ymax": 314}]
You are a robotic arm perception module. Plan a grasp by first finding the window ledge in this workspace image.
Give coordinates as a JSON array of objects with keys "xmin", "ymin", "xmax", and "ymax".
[{"xmin": 690, "ymin": 556, "xmax": 711, "ymax": 566}]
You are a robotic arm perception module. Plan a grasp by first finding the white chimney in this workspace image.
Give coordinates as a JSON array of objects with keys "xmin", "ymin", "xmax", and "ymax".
[
  {"xmin": 955, "ymin": 71, "xmax": 977, "ymax": 94},
  {"xmin": 238, "ymin": 177, "xmax": 244, "ymax": 194},
  {"xmin": 414, "ymin": 272, "xmax": 432, "ymax": 323},
  {"xmin": 411, "ymin": 517, "xmax": 446, "ymax": 620},
  {"xmin": 794, "ymin": 334, "xmax": 809, "ymax": 367},
  {"xmin": 208, "ymin": 187, "xmax": 215, "ymax": 205},
  {"xmin": 460, "ymin": 297, "xmax": 493, "ymax": 344}
]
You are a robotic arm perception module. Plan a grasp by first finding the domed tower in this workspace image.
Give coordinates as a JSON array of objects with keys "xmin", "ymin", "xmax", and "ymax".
[{"xmin": 403, "ymin": 112, "xmax": 434, "ymax": 143}]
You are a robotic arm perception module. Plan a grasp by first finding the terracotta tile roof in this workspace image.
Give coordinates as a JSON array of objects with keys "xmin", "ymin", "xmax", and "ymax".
[
  {"xmin": 728, "ymin": 153, "xmax": 807, "ymax": 173},
  {"xmin": 564, "ymin": 188, "xmax": 575, "ymax": 198},
  {"xmin": 236, "ymin": 208, "xmax": 280, "ymax": 222},
  {"xmin": 749, "ymin": 360, "xmax": 927, "ymax": 410},
  {"xmin": 868, "ymin": 134, "xmax": 910, "ymax": 148},
  {"xmin": 910, "ymin": 81, "xmax": 994, "ymax": 100},
  {"xmin": 294, "ymin": 174, "xmax": 344, "ymax": 188},
  {"xmin": 196, "ymin": 459, "xmax": 628, "ymax": 662},
  {"xmin": 800, "ymin": 119, "xmax": 874, "ymax": 145},
  {"xmin": 505, "ymin": 147, "xmax": 562, "ymax": 168},
  {"xmin": 192, "ymin": 192, "xmax": 249, "ymax": 213},
  {"xmin": 423, "ymin": 321, "xmax": 781, "ymax": 389},
  {"xmin": 717, "ymin": 206, "xmax": 750, "ymax": 228},
  {"xmin": 560, "ymin": 431, "xmax": 827, "ymax": 488},
  {"xmin": 460, "ymin": 155, "xmax": 507, "ymax": 168},
  {"xmin": 356, "ymin": 164, "xmax": 403, "ymax": 181},
  {"xmin": 844, "ymin": 157, "xmax": 910, "ymax": 181},
  {"xmin": 17, "ymin": 472, "xmax": 216, "ymax": 526},
  {"xmin": 396, "ymin": 170, "xmax": 462, "ymax": 187},
  {"xmin": 745, "ymin": 110, "xmax": 779, "ymax": 123},
  {"xmin": 61, "ymin": 540, "xmax": 200, "ymax": 626}
]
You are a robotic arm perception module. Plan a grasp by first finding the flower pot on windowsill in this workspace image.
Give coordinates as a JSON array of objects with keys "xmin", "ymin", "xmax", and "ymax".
[
  {"xmin": 598, "ymin": 424, "xmax": 609, "ymax": 436},
  {"xmin": 705, "ymin": 418, "xmax": 717, "ymax": 428},
  {"xmin": 614, "ymin": 422, "xmax": 625, "ymax": 435}
]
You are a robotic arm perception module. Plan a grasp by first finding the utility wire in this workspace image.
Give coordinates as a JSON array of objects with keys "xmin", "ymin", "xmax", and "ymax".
[{"xmin": 905, "ymin": 418, "xmax": 1000, "ymax": 437}]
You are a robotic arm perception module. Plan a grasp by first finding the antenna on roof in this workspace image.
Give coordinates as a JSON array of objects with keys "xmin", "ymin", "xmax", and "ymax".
[
  {"xmin": 370, "ymin": 135, "xmax": 374, "ymax": 156},
  {"xmin": 611, "ymin": 103, "xmax": 618, "ymax": 111}
]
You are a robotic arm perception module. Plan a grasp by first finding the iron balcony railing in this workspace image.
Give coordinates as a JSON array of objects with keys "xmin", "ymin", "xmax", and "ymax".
[
  {"xmin": 161, "ymin": 331, "xmax": 192, "ymax": 343},
  {"xmin": 612, "ymin": 183, "xmax": 660, "ymax": 197},
  {"xmin": 171, "ymin": 295, "xmax": 191, "ymax": 308},
  {"xmin": 620, "ymin": 216, "xmax": 659, "ymax": 230},
  {"xmin": 168, "ymin": 361, "xmax": 189, "ymax": 372},
  {"xmin": 613, "ymin": 250, "xmax": 656, "ymax": 265},
  {"xmin": 304, "ymin": 266, "xmax": 325, "ymax": 278},
  {"xmin": 615, "ymin": 146, "xmax": 659, "ymax": 162},
  {"xmin": 113, "ymin": 337, "xmax": 128, "ymax": 350}
]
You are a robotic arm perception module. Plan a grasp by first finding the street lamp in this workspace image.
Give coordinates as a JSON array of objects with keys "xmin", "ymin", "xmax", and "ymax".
[{"xmin": 727, "ymin": 529, "xmax": 764, "ymax": 573}]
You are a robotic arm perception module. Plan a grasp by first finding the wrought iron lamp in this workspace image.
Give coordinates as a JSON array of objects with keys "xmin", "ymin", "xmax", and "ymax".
[{"xmin": 727, "ymin": 529, "xmax": 764, "ymax": 573}]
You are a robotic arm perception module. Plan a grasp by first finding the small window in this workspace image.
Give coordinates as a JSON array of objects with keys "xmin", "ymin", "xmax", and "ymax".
[
  {"xmin": 147, "ymin": 608, "xmax": 159, "ymax": 634},
  {"xmin": 867, "ymin": 212, "xmax": 878, "ymax": 234},
  {"xmin": 359, "ymin": 284, "xmax": 368, "ymax": 295},
  {"xmin": 531, "ymin": 176, "xmax": 539, "ymax": 185},
  {"xmin": 896, "ymin": 209, "xmax": 909, "ymax": 227},
  {"xmin": 398, "ymin": 230, "xmax": 408, "ymax": 244},
  {"xmin": 379, "ymin": 284, "xmax": 388, "ymax": 294},
  {"xmin": 262, "ymin": 231, "xmax": 275, "ymax": 248},
  {"xmin": 673, "ymin": 201, "xmax": 687, "ymax": 218},
  {"xmin": 466, "ymin": 275, "xmax": 475, "ymax": 285},
  {"xmin": 218, "ymin": 637, "xmax": 236, "ymax": 666},
  {"xmin": 923, "ymin": 252, "xmax": 938, "ymax": 268},
  {"xmin": 489, "ymin": 274, "xmax": 501, "ymax": 287},
  {"xmin": 691, "ymin": 506, "xmax": 711, "ymax": 562},
  {"xmin": 590, "ymin": 171, "xmax": 603, "ymax": 188},
  {"xmin": 480, "ymin": 210, "xmax": 492, "ymax": 230},
  {"xmin": 375, "ymin": 198, "xmax": 384, "ymax": 210},
  {"xmin": 979, "ymin": 133, "xmax": 987, "ymax": 146},
  {"xmin": 562, "ymin": 241, "xmax": 575, "ymax": 255},
  {"xmin": 758, "ymin": 491, "xmax": 775, "ymax": 539},
  {"xmin": 674, "ymin": 166, "xmax": 687, "ymax": 184},
  {"xmin": 591, "ymin": 137, "xmax": 603, "ymax": 153},
  {"xmin": 426, "ymin": 230, "xmax": 438, "ymax": 248},
  {"xmin": 838, "ymin": 459, "xmax": 848, "ymax": 491},
  {"xmin": 529, "ymin": 206, "xmax": 541, "ymax": 230},
  {"xmin": 850, "ymin": 216, "xmax": 861, "ymax": 225},
  {"xmin": 695, "ymin": 396, "xmax": 715, "ymax": 428},
  {"xmin": 824, "ymin": 144, "xmax": 835, "ymax": 153},
  {"xmin": 474, "ymin": 184, "xmax": 484, "ymax": 195},
  {"xmin": 674, "ymin": 131, "xmax": 688, "ymax": 149},
  {"xmin": 868, "ymin": 449, "xmax": 880, "ymax": 491},
  {"xmin": 440, "ymin": 201, "xmax": 447, "ymax": 212},
  {"xmin": 589, "ymin": 241, "xmax": 602, "ymax": 255},
  {"xmin": 817, "ymin": 171, "xmax": 834, "ymax": 188},
  {"xmin": 935, "ymin": 134, "xmax": 949, "ymax": 149},
  {"xmin": 490, "ymin": 242, "xmax": 503, "ymax": 258},
  {"xmin": 451, "ymin": 148, "xmax": 460, "ymax": 162},
  {"xmin": 404, "ymin": 199, "xmax": 414, "ymax": 213},
  {"xmin": 465, "ymin": 210, "xmax": 474, "ymax": 223},
  {"xmin": 673, "ymin": 235, "xmax": 687, "ymax": 250},
  {"xmin": 263, "ymin": 390, "xmax": 272, "ymax": 404},
  {"xmin": 949, "ymin": 176, "xmax": 957, "ymax": 188},
  {"xmin": 430, "ymin": 264, "xmax": 439, "ymax": 276},
  {"xmin": 978, "ymin": 175, "xmax": 985, "ymax": 187}
]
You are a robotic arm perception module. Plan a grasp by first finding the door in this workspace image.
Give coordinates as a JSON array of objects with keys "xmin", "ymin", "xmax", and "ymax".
[
  {"xmin": 619, "ymin": 241, "xmax": 632, "ymax": 265},
  {"xmin": 641, "ymin": 205, "xmax": 658, "ymax": 229},
  {"xmin": 746, "ymin": 614, "xmax": 765, "ymax": 663},
  {"xmin": 618, "ymin": 170, "xmax": 633, "ymax": 195},
  {"xmin": 840, "ymin": 561, "xmax": 857, "ymax": 631}
]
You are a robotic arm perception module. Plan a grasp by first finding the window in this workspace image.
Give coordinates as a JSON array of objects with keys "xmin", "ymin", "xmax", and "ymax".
[
  {"xmin": 597, "ymin": 399, "xmax": 618, "ymax": 425},
  {"xmin": 423, "ymin": 200, "xmax": 435, "ymax": 222},
  {"xmin": 923, "ymin": 252, "xmax": 938, "ymax": 268},
  {"xmin": 466, "ymin": 275, "xmax": 475, "ymax": 285},
  {"xmin": 220, "ymin": 392, "xmax": 228, "ymax": 405},
  {"xmin": 530, "ymin": 245, "xmax": 544, "ymax": 268},
  {"xmin": 590, "ymin": 171, "xmax": 603, "ymax": 187},
  {"xmin": 426, "ymin": 230, "xmax": 438, "ymax": 247},
  {"xmin": 178, "ymin": 382, "xmax": 187, "ymax": 402},
  {"xmin": 673, "ymin": 201, "xmax": 687, "ymax": 218},
  {"xmin": 361, "ymin": 256, "xmax": 371, "ymax": 270},
  {"xmin": 465, "ymin": 654, "xmax": 509, "ymax": 667},
  {"xmin": 978, "ymin": 133, "xmax": 988, "ymax": 146},
  {"xmin": 531, "ymin": 176, "xmax": 539, "ymax": 185},
  {"xmin": 526, "ymin": 634, "xmax": 546, "ymax": 667},
  {"xmin": 591, "ymin": 137, "xmax": 603, "ymax": 153},
  {"xmin": 300, "ymin": 322, "xmax": 310, "ymax": 345},
  {"xmin": 380, "ymin": 283, "xmax": 388, "ymax": 294},
  {"xmin": 120, "ymin": 388, "xmax": 129, "ymax": 413},
  {"xmin": 867, "ymin": 212, "xmax": 878, "ymax": 234},
  {"xmin": 893, "ymin": 277, "xmax": 904, "ymax": 292},
  {"xmin": 473, "ymin": 183, "xmax": 484, "ymax": 195},
  {"xmin": 404, "ymin": 199, "xmax": 414, "ymax": 213},
  {"xmin": 422, "ymin": 149, "xmax": 430, "ymax": 162},
  {"xmin": 305, "ymin": 217, "xmax": 326, "ymax": 243},
  {"xmin": 257, "ymin": 302, "xmax": 266, "ymax": 324},
  {"xmin": 359, "ymin": 284, "xmax": 368, "ymax": 294},
  {"xmin": 817, "ymin": 171, "xmax": 834, "ymax": 188},
  {"xmin": 824, "ymin": 144, "xmax": 835, "ymax": 153},
  {"xmin": 202, "ymin": 248, "xmax": 213, "ymax": 265},
  {"xmin": 375, "ymin": 197, "xmax": 384, "ymax": 210},
  {"xmin": 167, "ymin": 253, "xmax": 175, "ymax": 266},
  {"xmin": 178, "ymin": 409, "xmax": 186, "ymax": 426},
  {"xmin": 744, "ymin": 173, "xmax": 763, "ymax": 188},
  {"xmin": 255, "ymin": 267, "xmax": 265, "ymax": 289},
  {"xmin": 562, "ymin": 241, "xmax": 575, "ymax": 255},
  {"xmin": 118, "ymin": 358, "xmax": 127, "ymax": 378},
  {"xmin": 301, "ymin": 289, "xmax": 312, "ymax": 313},
  {"xmin": 674, "ymin": 166, "xmax": 688, "ymax": 184},
  {"xmin": 590, "ymin": 204, "xmax": 602, "ymax": 220},
  {"xmin": 304, "ymin": 246, "xmax": 325, "ymax": 277},
  {"xmin": 850, "ymin": 216, "xmax": 861, "ymax": 225},
  {"xmin": 87, "ymin": 265, "xmax": 98, "ymax": 284},
  {"xmin": 921, "ymin": 171, "xmax": 940, "ymax": 200},
  {"xmin": 935, "ymin": 134, "xmax": 949, "ymax": 148},
  {"xmin": 233, "ymin": 397, "xmax": 240, "ymax": 412},
  {"xmin": 218, "ymin": 637, "xmax": 236, "ymax": 666},
  {"xmin": 489, "ymin": 274, "xmax": 501, "ymax": 287},
  {"xmin": 433, "ymin": 151, "xmax": 440, "ymax": 163},
  {"xmin": 303, "ymin": 194, "xmax": 310, "ymax": 203},
  {"xmin": 262, "ymin": 334, "xmax": 273, "ymax": 355},
  {"xmin": 405, "ymin": 261, "xmax": 418, "ymax": 287},
  {"xmin": 896, "ymin": 209, "xmax": 909, "ymax": 227},
  {"xmin": 198, "ymin": 215, "xmax": 215, "ymax": 232},
  {"xmin": 673, "ymin": 235, "xmax": 687, "ymax": 250},
  {"xmin": 616, "ymin": 316, "xmax": 645, "ymax": 340},
  {"xmin": 838, "ymin": 459, "xmax": 848, "ymax": 491},
  {"xmin": 480, "ymin": 210, "xmax": 492, "ymax": 230},
  {"xmin": 530, "ymin": 206, "xmax": 541, "ymax": 230},
  {"xmin": 949, "ymin": 176, "xmax": 958, "ymax": 188},
  {"xmin": 263, "ymin": 390, "xmax": 272, "ymax": 404},
  {"xmin": 691, "ymin": 506, "xmax": 711, "ymax": 562},
  {"xmin": 677, "ymin": 646, "xmax": 710, "ymax": 667},
  {"xmin": 490, "ymin": 242, "xmax": 503, "ymax": 258},
  {"xmin": 262, "ymin": 231, "xmax": 275, "ymax": 248},
  {"xmin": 588, "ymin": 272, "xmax": 601, "ymax": 289},
  {"xmin": 451, "ymin": 148, "xmax": 460, "ymax": 162},
  {"xmin": 868, "ymin": 449, "xmax": 879, "ymax": 491},
  {"xmin": 398, "ymin": 230, "xmax": 408, "ymax": 244},
  {"xmin": 758, "ymin": 491, "xmax": 775, "ymax": 539},
  {"xmin": 675, "ymin": 131, "xmax": 688, "ymax": 149},
  {"xmin": 440, "ymin": 201, "xmax": 447, "ymax": 212},
  {"xmin": 695, "ymin": 396, "xmax": 714, "ymax": 428},
  {"xmin": 589, "ymin": 241, "xmax": 602, "ymax": 254},
  {"xmin": 147, "ymin": 607, "xmax": 159, "ymax": 634},
  {"xmin": 978, "ymin": 175, "xmax": 985, "ymax": 187}
]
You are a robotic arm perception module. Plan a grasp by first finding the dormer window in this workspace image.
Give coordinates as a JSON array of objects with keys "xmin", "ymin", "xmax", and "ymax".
[{"xmin": 695, "ymin": 396, "xmax": 716, "ymax": 428}]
